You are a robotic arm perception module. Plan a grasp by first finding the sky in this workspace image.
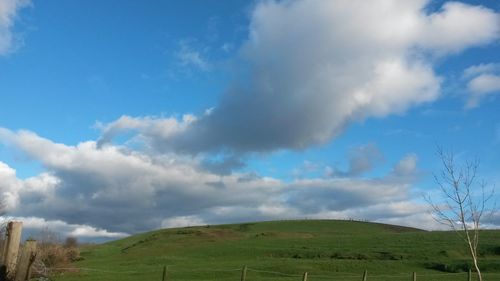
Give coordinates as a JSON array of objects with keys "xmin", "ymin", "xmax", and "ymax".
[{"xmin": 0, "ymin": 0, "xmax": 499, "ymax": 241}]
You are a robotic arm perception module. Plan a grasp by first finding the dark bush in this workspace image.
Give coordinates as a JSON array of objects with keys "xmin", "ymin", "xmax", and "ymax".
[
  {"xmin": 64, "ymin": 237, "xmax": 78, "ymax": 248},
  {"xmin": 424, "ymin": 262, "xmax": 470, "ymax": 273}
]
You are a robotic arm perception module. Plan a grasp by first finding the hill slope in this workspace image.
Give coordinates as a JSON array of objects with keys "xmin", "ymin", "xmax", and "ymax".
[{"xmin": 54, "ymin": 220, "xmax": 500, "ymax": 281}]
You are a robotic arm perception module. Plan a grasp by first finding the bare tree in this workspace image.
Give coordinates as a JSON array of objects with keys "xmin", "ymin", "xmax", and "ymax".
[{"xmin": 426, "ymin": 147, "xmax": 495, "ymax": 281}]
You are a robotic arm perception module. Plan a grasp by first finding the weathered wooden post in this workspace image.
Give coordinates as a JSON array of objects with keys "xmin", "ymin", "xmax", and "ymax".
[
  {"xmin": 468, "ymin": 269, "xmax": 472, "ymax": 281},
  {"xmin": 2, "ymin": 222, "xmax": 22, "ymax": 280},
  {"xmin": 161, "ymin": 265, "xmax": 167, "ymax": 281},
  {"xmin": 412, "ymin": 271, "xmax": 416, "ymax": 281},
  {"xmin": 362, "ymin": 270, "xmax": 367, "ymax": 281},
  {"xmin": 240, "ymin": 265, "xmax": 247, "ymax": 281},
  {"xmin": 302, "ymin": 272, "xmax": 308, "ymax": 281},
  {"xmin": 15, "ymin": 240, "xmax": 37, "ymax": 281}
]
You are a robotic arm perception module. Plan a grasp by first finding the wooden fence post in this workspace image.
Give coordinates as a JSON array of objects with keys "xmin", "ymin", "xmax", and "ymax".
[
  {"xmin": 15, "ymin": 240, "xmax": 37, "ymax": 281},
  {"xmin": 412, "ymin": 272, "xmax": 416, "ymax": 281},
  {"xmin": 468, "ymin": 269, "xmax": 471, "ymax": 281},
  {"xmin": 2, "ymin": 222, "xmax": 22, "ymax": 280},
  {"xmin": 302, "ymin": 272, "xmax": 308, "ymax": 281},
  {"xmin": 362, "ymin": 270, "xmax": 367, "ymax": 281},
  {"xmin": 241, "ymin": 265, "xmax": 247, "ymax": 281},
  {"xmin": 161, "ymin": 265, "xmax": 167, "ymax": 281}
]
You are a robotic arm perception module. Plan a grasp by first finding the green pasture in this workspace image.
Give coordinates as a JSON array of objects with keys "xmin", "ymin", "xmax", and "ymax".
[{"xmin": 53, "ymin": 220, "xmax": 500, "ymax": 281}]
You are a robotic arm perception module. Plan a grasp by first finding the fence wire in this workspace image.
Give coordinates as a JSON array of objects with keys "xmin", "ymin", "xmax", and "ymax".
[{"xmin": 45, "ymin": 265, "xmax": 500, "ymax": 280}]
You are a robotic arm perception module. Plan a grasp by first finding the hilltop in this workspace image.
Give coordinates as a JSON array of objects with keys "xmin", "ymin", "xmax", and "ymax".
[{"xmin": 54, "ymin": 220, "xmax": 500, "ymax": 281}]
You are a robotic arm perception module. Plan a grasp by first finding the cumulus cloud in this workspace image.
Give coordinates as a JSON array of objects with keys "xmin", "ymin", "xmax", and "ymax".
[
  {"xmin": 0, "ymin": 216, "xmax": 128, "ymax": 240},
  {"xmin": 392, "ymin": 154, "xmax": 419, "ymax": 178},
  {"xmin": 0, "ymin": 161, "xmax": 126, "ymax": 240},
  {"xmin": 0, "ymin": 128, "xmax": 282, "ymax": 233},
  {"xmin": 285, "ymin": 177, "xmax": 410, "ymax": 214},
  {"xmin": 463, "ymin": 63, "xmax": 500, "ymax": 108},
  {"xmin": 468, "ymin": 75, "xmax": 500, "ymax": 98},
  {"xmin": 418, "ymin": 2, "xmax": 500, "ymax": 53},
  {"xmin": 96, "ymin": 115, "xmax": 197, "ymax": 149},
  {"xmin": 99, "ymin": 0, "xmax": 500, "ymax": 155},
  {"xmin": 0, "ymin": 161, "xmax": 22, "ymax": 210},
  {"xmin": 463, "ymin": 63, "xmax": 500, "ymax": 78},
  {"xmin": 0, "ymin": 0, "xmax": 30, "ymax": 55},
  {"xmin": 0, "ymin": 128, "xmax": 446, "ymax": 234}
]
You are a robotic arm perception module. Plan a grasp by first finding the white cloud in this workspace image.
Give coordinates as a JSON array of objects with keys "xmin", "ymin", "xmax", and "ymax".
[
  {"xmin": 68, "ymin": 225, "xmax": 127, "ymax": 238},
  {"xmin": 7, "ymin": 128, "xmax": 498, "ymax": 232},
  {"xmin": 0, "ymin": 128, "xmax": 282, "ymax": 233},
  {"xmin": 0, "ymin": 0, "xmax": 30, "ymax": 55},
  {"xmin": 418, "ymin": 2, "xmax": 500, "ymax": 53},
  {"xmin": 161, "ymin": 215, "xmax": 206, "ymax": 228},
  {"xmin": 392, "ymin": 154, "xmax": 419, "ymax": 177},
  {"xmin": 463, "ymin": 63, "xmax": 500, "ymax": 78},
  {"xmin": 0, "ymin": 161, "xmax": 58, "ymax": 212},
  {"xmin": 467, "ymin": 75, "xmax": 500, "ymax": 106},
  {"xmin": 0, "ymin": 161, "xmax": 21, "ymax": 210},
  {"xmin": 101, "ymin": 0, "xmax": 499, "ymax": 154},
  {"xmin": 463, "ymin": 63, "xmax": 500, "ymax": 108},
  {"xmin": 469, "ymin": 74, "xmax": 500, "ymax": 94},
  {"xmin": 0, "ymin": 216, "xmax": 128, "ymax": 239},
  {"xmin": 96, "ymin": 115, "xmax": 196, "ymax": 149},
  {"xmin": 0, "ymin": 128, "xmax": 446, "ymax": 233},
  {"xmin": 377, "ymin": 212, "xmax": 446, "ymax": 230}
]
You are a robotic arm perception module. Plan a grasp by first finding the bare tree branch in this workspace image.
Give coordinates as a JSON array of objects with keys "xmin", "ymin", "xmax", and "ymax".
[{"xmin": 426, "ymin": 147, "xmax": 496, "ymax": 281}]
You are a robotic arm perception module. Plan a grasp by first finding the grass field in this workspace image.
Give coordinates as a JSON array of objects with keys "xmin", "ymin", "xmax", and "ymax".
[{"xmin": 53, "ymin": 220, "xmax": 500, "ymax": 281}]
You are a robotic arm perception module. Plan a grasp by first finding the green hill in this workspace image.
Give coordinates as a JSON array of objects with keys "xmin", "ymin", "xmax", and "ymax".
[{"xmin": 54, "ymin": 220, "xmax": 500, "ymax": 281}]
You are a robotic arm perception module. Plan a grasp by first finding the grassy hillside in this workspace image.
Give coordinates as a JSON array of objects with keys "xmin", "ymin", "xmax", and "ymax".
[{"xmin": 54, "ymin": 220, "xmax": 500, "ymax": 281}]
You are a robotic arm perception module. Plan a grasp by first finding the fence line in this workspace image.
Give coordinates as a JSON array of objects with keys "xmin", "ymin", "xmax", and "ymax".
[
  {"xmin": 46, "ymin": 264, "xmax": 500, "ymax": 281},
  {"xmin": 49, "ymin": 267, "xmax": 144, "ymax": 274},
  {"xmin": 247, "ymin": 268, "xmax": 303, "ymax": 277},
  {"xmin": 48, "ymin": 266, "xmax": 243, "ymax": 274}
]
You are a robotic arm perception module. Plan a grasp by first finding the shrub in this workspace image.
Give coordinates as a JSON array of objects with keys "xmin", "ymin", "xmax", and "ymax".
[
  {"xmin": 35, "ymin": 230, "xmax": 82, "ymax": 269},
  {"xmin": 64, "ymin": 237, "xmax": 78, "ymax": 248}
]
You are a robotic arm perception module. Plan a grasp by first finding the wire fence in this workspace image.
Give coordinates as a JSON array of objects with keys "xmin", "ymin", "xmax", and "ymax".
[{"xmin": 42, "ymin": 265, "xmax": 500, "ymax": 281}]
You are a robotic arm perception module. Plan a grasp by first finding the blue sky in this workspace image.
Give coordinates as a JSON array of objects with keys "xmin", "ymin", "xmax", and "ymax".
[{"xmin": 0, "ymin": 0, "xmax": 499, "ymax": 240}]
